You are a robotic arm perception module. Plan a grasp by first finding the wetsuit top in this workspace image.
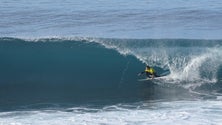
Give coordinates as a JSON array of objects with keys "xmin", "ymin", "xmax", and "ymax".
[{"xmin": 145, "ymin": 68, "xmax": 155, "ymax": 74}]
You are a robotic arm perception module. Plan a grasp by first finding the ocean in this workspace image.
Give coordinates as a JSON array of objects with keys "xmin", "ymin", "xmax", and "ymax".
[{"xmin": 1, "ymin": 0, "xmax": 222, "ymax": 125}]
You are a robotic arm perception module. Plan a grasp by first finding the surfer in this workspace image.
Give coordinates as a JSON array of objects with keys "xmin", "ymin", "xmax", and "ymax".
[{"xmin": 138, "ymin": 65, "xmax": 159, "ymax": 79}]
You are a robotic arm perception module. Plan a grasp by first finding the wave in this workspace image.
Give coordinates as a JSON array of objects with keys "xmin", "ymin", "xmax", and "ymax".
[
  {"xmin": 0, "ymin": 37, "xmax": 222, "ymax": 110},
  {"xmin": 1, "ymin": 37, "xmax": 222, "ymax": 86},
  {"xmin": 87, "ymin": 38, "xmax": 222, "ymax": 84}
]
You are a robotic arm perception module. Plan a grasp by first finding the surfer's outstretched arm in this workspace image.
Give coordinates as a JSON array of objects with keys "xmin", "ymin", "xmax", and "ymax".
[{"xmin": 138, "ymin": 71, "xmax": 145, "ymax": 76}]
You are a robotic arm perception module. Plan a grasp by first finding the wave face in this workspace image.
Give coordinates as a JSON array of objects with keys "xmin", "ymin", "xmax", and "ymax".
[{"xmin": 0, "ymin": 37, "xmax": 222, "ymax": 110}]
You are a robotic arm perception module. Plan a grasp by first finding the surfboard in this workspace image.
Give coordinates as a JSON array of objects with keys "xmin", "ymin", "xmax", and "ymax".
[{"xmin": 138, "ymin": 76, "xmax": 167, "ymax": 82}]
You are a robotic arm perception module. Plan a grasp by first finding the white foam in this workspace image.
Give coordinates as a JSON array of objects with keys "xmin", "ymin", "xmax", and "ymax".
[
  {"xmin": 1, "ymin": 100, "xmax": 222, "ymax": 125},
  {"xmin": 96, "ymin": 39, "xmax": 222, "ymax": 89},
  {"xmin": 8, "ymin": 36, "xmax": 97, "ymax": 43}
]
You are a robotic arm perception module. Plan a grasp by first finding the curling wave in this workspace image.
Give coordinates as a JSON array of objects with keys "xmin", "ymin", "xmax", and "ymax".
[{"xmin": 0, "ymin": 37, "xmax": 222, "ymax": 110}]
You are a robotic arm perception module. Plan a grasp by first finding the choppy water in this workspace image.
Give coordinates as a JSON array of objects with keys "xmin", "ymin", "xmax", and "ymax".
[{"xmin": 1, "ymin": 0, "xmax": 222, "ymax": 38}]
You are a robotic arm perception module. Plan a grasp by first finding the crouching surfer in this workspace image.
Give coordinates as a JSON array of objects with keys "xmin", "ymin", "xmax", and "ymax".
[{"xmin": 138, "ymin": 65, "xmax": 159, "ymax": 79}]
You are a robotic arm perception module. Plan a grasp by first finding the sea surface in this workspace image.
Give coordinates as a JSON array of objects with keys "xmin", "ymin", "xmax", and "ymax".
[{"xmin": 1, "ymin": 0, "xmax": 222, "ymax": 125}]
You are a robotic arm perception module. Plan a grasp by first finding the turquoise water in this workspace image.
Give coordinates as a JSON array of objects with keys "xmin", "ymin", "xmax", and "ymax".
[
  {"xmin": 1, "ymin": 0, "xmax": 222, "ymax": 124},
  {"xmin": 0, "ymin": 37, "xmax": 222, "ymax": 124}
]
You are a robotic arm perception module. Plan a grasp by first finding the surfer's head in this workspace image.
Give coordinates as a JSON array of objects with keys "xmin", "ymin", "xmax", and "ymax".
[{"xmin": 146, "ymin": 65, "xmax": 150, "ymax": 69}]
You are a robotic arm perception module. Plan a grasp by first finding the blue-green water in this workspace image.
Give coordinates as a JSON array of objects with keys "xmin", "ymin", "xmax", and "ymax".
[
  {"xmin": 1, "ymin": 0, "xmax": 222, "ymax": 124},
  {"xmin": 0, "ymin": 37, "xmax": 222, "ymax": 124}
]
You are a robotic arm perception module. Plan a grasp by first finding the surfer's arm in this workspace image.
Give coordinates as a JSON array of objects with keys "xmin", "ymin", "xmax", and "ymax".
[{"xmin": 138, "ymin": 71, "xmax": 145, "ymax": 76}]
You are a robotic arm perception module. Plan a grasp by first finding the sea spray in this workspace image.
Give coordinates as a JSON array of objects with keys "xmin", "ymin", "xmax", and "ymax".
[{"xmin": 95, "ymin": 38, "xmax": 222, "ymax": 88}]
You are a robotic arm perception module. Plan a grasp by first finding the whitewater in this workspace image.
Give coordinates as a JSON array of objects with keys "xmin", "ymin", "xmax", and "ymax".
[{"xmin": 1, "ymin": 0, "xmax": 222, "ymax": 125}]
